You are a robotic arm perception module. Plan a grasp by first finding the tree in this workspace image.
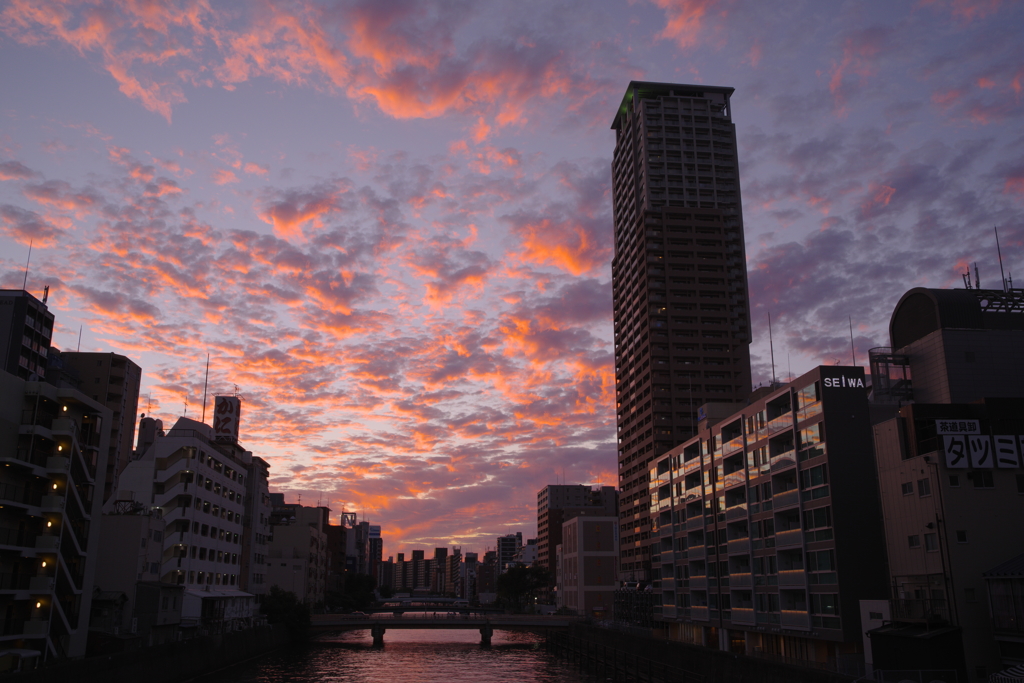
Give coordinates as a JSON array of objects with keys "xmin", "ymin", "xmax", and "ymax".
[
  {"xmin": 496, "ymin": 565, "xmax": 551, "ymax": 612},
  {"xmin": 261, "ymin": 586, "xmax": 310, "ymax": 643}
]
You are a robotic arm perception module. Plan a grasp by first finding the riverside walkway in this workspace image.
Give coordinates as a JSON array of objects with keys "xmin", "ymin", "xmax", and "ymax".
[{"xmin": 310, "ymin": 612, "xmax": 579, "ymax": 646}]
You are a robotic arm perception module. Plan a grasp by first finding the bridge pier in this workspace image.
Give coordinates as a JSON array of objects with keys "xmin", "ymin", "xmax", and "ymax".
[
  {"xmin": 479, "ymin": 621, "xmax": 493, "ymax": 647},
  {"xmin": 371, "ymin": 622, "xmax": 386, "ymax": 647}
]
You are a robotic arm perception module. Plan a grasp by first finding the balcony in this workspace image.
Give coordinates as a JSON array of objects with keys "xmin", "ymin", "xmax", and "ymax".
[
  {"xmin": 781, "ymin": 610, "xmax": 811, "ymax": 630},
  {"xmin": 730, "ymin": 607, "xmax": 755, "ymax": 625},
  {"xmin": 727, "ymin": 538, "xmax": 750, "ymax": 555},
  {"xmin": 891, "ymin": 598, "xmax": 949, "ymax": 624},
  {"xmin": 776, "ymin": 529, "xmax": 803, "ymax": 549},
  {"xmin": 773, "ymin": 489, "xmax": 799, "ymax": 509},
  {"xmin": 766, "ymin": 413, "xmax": 793, "ymax": 436},
  {"xmin": 689, "ymin": 576, "xmax": 707, "ymax": 589},
  {"xmin": 29, "ymin": 576, "xmax": 54, "ymax": 592},
  {"xmin": 770, "ymin": 450, "xmax": 796, "ymax": 472},
  {"xmin": 778, "ymin": 569, "xmax": 806, "ymax": 587},
  {"xmin": 35, "ymin": 535, "xmax": 59, "ymax": 551},
  {"xmin": 686, "ymin": 516, "xmax": 705, "ymax": 531},
  {"xmin": 690, "ymin": 606, "xmax": 709, "ymax": 622},
  {"xmin": 41, "ymin": 495, "xmax": 65, "ymax": 512},
  {"xmin": 45, "ymin": 456, "xmax": 70, "ymax": 473},
  {"xmin": 688, "ymin": 545, "xmax": 706, "ymax": 560},
  {"xmin": 723, "ymin": 470, "xmax": 745, "ymax": 489},
  {"xmin": 723, "ymin": 436, "xmax": 744, "ymax": 455},
  {"xmin": 662, "ymin": 605, "xmax": 677, "ymax": 619},
  {"xmin": 725, "ymin": 505, "xmax": 748, "ymax": 521},
  {"xmin": 730, "ymin": 572, "xmax": 752, "ymax": 587}
]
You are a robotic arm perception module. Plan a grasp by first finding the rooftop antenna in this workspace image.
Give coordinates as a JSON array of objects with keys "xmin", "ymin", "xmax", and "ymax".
[
  {"xmin": 22, "ymin": 240, "xmax": 32, "ymax": 290},
  {"xmin": 849, "ymin": 317, "xmax": 857, "ymax": 366},
  {"xmin": 768, "ymin": 311, "xmax": 777, "ymax": 386},
  {"xmin": 200, "ymin": 353, "xmax": 210, "ymax": 423},
  {"xmin": 974, "ymin": 262, "xmax": 980, "ymax": 290},
  {"xmin": 788, "ymin": 352, "xmax": 792, "ymax": 383},
  {"xmin": 995, "ymin": 226, "xmax": 1007, "ymax": 292},
  {"xmin": 962, "ymin": 267, "xmax": 972, "ymax": 289},
  {"xmin": 183, "ymin": 394, "xmax": 188, "ymax": 418},
  {"xmin": 147, "ymin": 393, "xmax": 152, "ymax": 412},
  {"xmin": 76, "ymin": 326, "xmax": 82, "ymax": 352},
  {"xmin": 41, "ymin": 285, "xmax": 48, "ymax": 304}
]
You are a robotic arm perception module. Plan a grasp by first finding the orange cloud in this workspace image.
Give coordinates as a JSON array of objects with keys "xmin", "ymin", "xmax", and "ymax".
[
  {"xmin": 212, "ymin": 168, "xmax": 239, "ymax": 185},
  {"xmin": 652, "ymin": 0, "xmax": 716, "ymax": 49}
]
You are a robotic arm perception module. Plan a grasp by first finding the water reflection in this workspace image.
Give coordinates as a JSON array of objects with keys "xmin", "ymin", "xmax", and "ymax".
[{"xmin": 205, "ymin": 629, "xmax": 600, "ymax": 683}]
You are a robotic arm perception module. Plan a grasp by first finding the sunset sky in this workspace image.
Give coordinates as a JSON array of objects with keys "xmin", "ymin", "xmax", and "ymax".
[{"xmin": 1, "ymin": 0, "xmax": 1022, "ymax": 554}]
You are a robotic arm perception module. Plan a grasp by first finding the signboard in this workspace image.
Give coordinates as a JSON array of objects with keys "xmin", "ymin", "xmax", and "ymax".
[
  {"xmin": 213, "ymin": 396, "xmax": 241, "ymax": 443},
  {"xmin": 942, "ymin": 433, "xmax": 1023, "ymax": 469},
  {"xmin": 935, "ymin": 419, "xmax": 980, "ymax": 434}
]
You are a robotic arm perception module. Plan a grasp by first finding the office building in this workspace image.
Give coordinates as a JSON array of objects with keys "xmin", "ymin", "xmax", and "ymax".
[
  {"xmin": 368, "ymin": 526, "xmax": 382, "ymax": 584},
  {"xmin": 644, "ymin": 366, "xmax": 886, "ymax": 675},
  {"xmin": 266, "ymin": 500, "xmax": 329, "ymax": 606},
  {"xmin": 867, "ymin": 286, "xmax": 1024, "ymax": 682},
  {"xmin": 537, "ymin": 485, "xmax": 617, "ymax": 573},
  {"xmin": 558, "ymin": 516, "xmax": 618, "ymax": 617},
  {"xmin": 610, "ymin": 82, "xmax": 752, "ymax": 581},
  {"xmin": 496, "ymin": 532, "xmax": 522, "ymax": 573},
  {"xmin": 445, "ymin": 547, "xmax": 462, "ymax": 597},
  {"xmin": 0, "ymin": 289, "xmax": 54, "ymax": 381},
  {"xmin": 0, "ymin": 369, "xmax": 110, "ymax": 663},
  {"xmin": 54, "ymin": 352, "xmax": 141, "ymax": 503},
  {"xmin": 239, "ymin": 456, "xmax": 270, "ymax": 597}
]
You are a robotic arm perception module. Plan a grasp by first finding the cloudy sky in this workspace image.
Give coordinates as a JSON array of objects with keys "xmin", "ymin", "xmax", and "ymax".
[{"xmin": 1, "ymin": 0, "xmax": 1021, "ymax": 554}]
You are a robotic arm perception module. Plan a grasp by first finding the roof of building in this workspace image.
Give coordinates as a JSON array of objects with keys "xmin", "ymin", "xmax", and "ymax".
[
  {"xmin": 983, "ymin": 552, "xmax": 1024, "ymax": 578},
  {"xmin": 611, "ymin": 81, "xmax": 735, "ymax": 129},
  {"xmin": 890, "ymin": 287, "xmax": 1024, "ymax": 349}
]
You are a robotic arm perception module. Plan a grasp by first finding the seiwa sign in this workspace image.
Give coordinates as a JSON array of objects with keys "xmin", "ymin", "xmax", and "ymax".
[{"xmin": 823, "ymin": 375, "xmax": 865, "ymax": 389}]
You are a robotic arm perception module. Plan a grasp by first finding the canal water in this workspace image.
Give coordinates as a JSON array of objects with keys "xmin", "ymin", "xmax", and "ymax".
[{"xmin": 202, "ymin": 629, "xmax": 602, "ymax": 683}]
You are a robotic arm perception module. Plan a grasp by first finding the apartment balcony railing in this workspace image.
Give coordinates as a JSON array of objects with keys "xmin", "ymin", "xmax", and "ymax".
[
  {"xmin": 781, "ymin": 610, "xmax": 811, "ymax": 630},
  {"xmin": 776, "ymin": 529, "xmax": 803, "ymax": 549},
  {"xmin": 891, "ymin": 598, "xmax": 949, "ymax": 624}
]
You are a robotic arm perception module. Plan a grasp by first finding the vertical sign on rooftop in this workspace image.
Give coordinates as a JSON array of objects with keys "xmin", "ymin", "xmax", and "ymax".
[{"xmin": 213, "ymin": 395, "xmax": 241, "ymax": 443}]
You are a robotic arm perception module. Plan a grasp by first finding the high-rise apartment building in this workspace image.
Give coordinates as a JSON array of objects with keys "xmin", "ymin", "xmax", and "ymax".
[
  {"xmin": 0, "ymin": 370, "xmax": 111, "ymax": 662},
  {"xmin": 611, "ymin": 82, "xmax": 752, "ymax": 581},
  {"xmin": 55, "ymin": 352, "xmax": 141, "ymax": 503},
  {"xmin": 537, "ymin": 485, "xmax": 618, "ymax": 573},
  {"xmin": 496, "ymin": 532, "xmax": 522, "ymax": 573},
  {"xmin": 0, "ymin": 289, "xmax": 54, "ymax": 381}
]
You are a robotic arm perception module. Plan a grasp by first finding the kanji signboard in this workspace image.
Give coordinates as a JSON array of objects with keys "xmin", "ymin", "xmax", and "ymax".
[{"xmin": 214, "ymin": 396, "xmax": 241, "ymax": 443}]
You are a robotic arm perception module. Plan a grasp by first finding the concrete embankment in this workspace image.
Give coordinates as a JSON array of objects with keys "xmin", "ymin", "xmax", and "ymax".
[
  {"xmin": 5, "ymin": 624, "xmax": 289, "ymax": 683},
  {"xmin": 549, "ymin": 623, "xmax": 857, "ymax": 683}
]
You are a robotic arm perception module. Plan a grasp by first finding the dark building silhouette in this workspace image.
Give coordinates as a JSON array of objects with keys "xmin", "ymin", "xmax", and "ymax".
[
  {"xmin": 0, "ymin": 289, "xmax": 54, "ymax": 380},
  {"xmin": 611, "ymin": 82, "xmax": 752, "ymax": 581}
]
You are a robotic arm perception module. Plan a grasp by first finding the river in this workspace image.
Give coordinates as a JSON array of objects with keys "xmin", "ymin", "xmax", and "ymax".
[{"xmin": 201, "ymin": 628, "xmax": 601, "ymax": 683}]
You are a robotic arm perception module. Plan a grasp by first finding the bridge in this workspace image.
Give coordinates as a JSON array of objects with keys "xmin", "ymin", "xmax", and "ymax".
[{"xmin": 310, "ymin": 613, "xmax": 579, "ymax": 646}]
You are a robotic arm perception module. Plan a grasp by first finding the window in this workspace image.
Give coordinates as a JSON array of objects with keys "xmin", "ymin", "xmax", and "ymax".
[
  {"xmin": 901, "ymin": 482, "xmax": 913, "ymax": 495},
  {"xmin": 908, "ymin": 535, "xmax": 921, "ymax": 549},
  {"xmin": 973, "ymin": 471, "xmax": 994, "ymax": 488},
  {"xmin": 869, "ymin": 611, "xmax": 883, "ymax": 620},
  {"xmin": 924, "ymin": 533, "xmax": 938, "ymax": 551},
  {"xmin": 949, "ymin": 475, "xmax": 960, "ymax": 488},
  {"xmin": 956, "ymin": 530, "xmax": 968, "ymax": 543},
  {"xmin": 917, "ymin": 478, "xmax": 931, "ymax": 497}
]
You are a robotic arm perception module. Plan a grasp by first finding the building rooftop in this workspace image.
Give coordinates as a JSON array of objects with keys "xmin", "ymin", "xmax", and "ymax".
[
  {"xmin": 611, "ymin": 81, "xmax": 735, "ymax": 129},
  {"xmin": 890, "ymin": 287, "xmax": 1024, "ymax": 349}
]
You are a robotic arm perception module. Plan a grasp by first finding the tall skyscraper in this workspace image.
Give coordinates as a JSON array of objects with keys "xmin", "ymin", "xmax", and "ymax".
[{"xmin": 611, "ymin": 82, "xmax": 752, "ymax": 580}]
